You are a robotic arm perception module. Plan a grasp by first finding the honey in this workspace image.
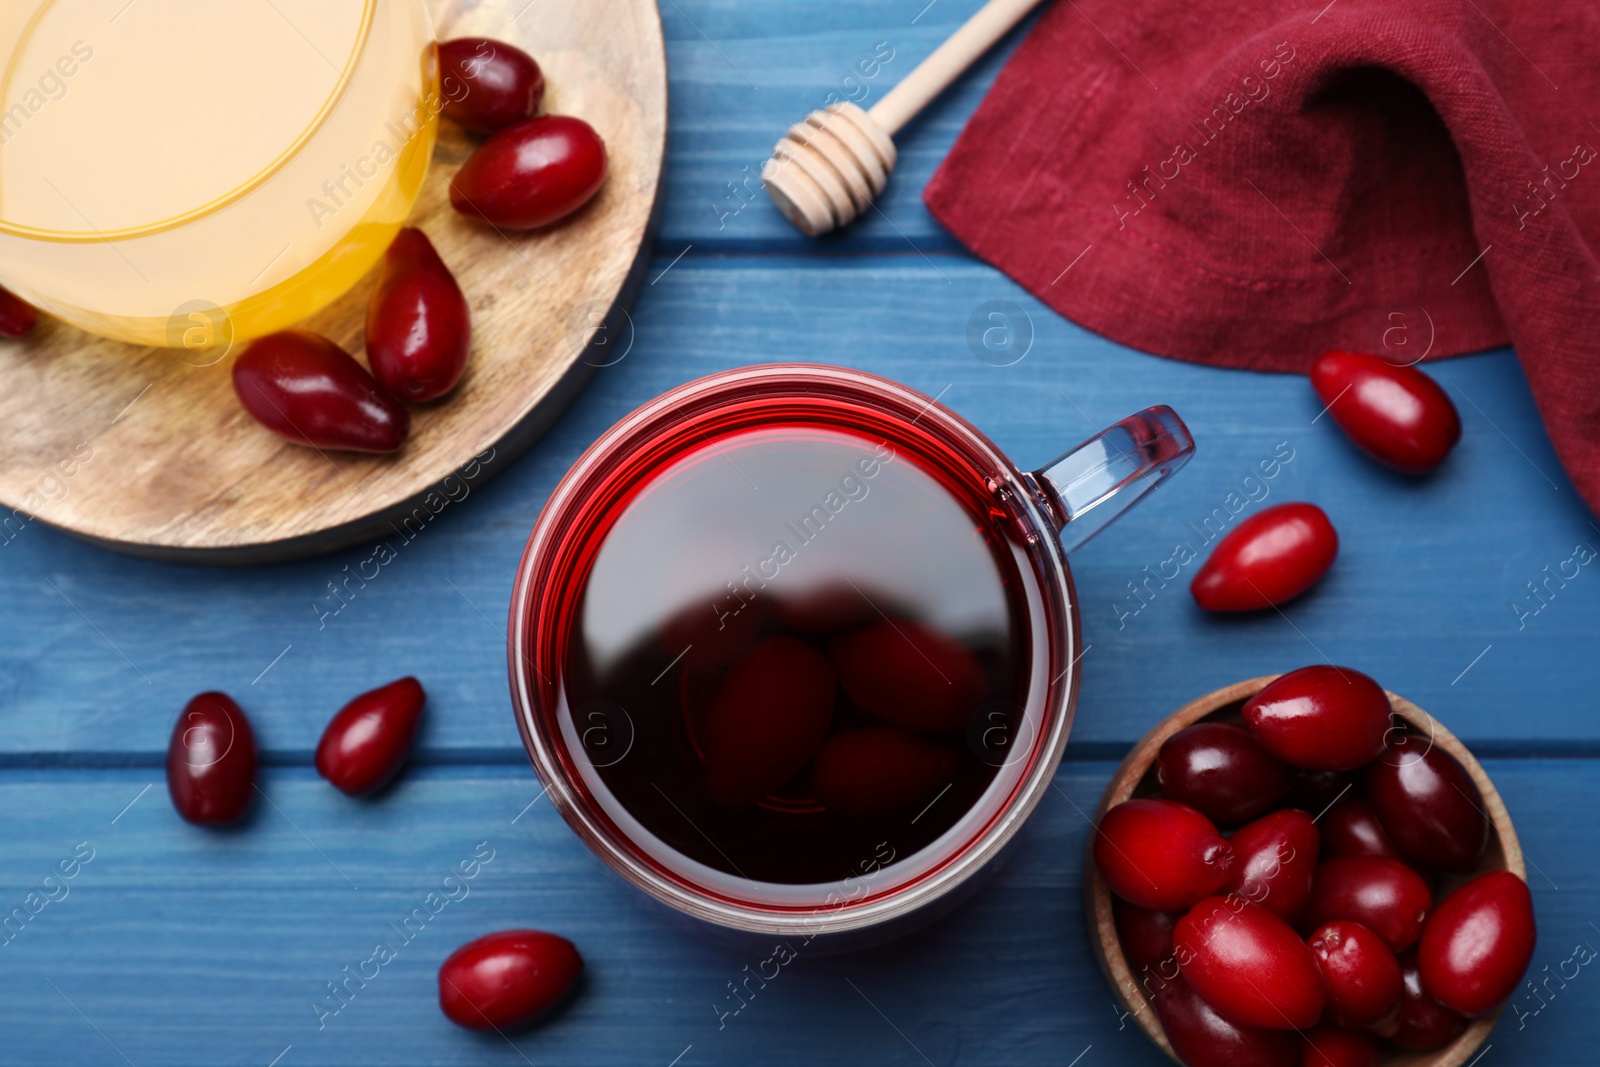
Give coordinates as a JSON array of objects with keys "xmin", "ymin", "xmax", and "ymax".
[{"xmin": 0, "ymin": 0, "xmax": 437, "ymax": 349}]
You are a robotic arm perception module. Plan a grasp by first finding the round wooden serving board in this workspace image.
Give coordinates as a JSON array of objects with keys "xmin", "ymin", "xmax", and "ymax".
[{"xmin": 0, "ymin": 0, "xmax": 666, "ymax": 564}]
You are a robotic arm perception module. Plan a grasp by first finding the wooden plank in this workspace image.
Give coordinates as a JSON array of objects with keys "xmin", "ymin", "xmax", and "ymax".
[
  {"xmin": 0, "ymin": 759, "xmax": 1589, "ymax": 1065},
  {"xmin": 0, "ymin": 259, "xmax": 1594, "ymax": 762},
  {"xmin": 658, "ymin": 0, "xmax": 1030, "ymax": 250}
]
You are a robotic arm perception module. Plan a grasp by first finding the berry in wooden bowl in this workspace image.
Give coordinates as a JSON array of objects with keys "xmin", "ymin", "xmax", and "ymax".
[{"xmin": 1086, "ymin": 673, "xmax": 1529, "ymax": 1067}]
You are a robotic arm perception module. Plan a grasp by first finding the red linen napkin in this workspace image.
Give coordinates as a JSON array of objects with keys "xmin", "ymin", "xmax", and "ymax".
[{"xmin": 924, "ymin": 0, "xmax": 1600, "ymax": 507}]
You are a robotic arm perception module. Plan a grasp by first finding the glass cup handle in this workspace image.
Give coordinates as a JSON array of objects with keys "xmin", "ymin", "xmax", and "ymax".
[{"xmin": 1030, "ymin": 405, "xmax": 1195, "ymax": 554}]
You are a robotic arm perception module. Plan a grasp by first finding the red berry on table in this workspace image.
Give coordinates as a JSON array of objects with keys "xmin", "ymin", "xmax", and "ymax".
[
  {"xmin": 450, "ymin": 115, "xmax": 608, "ymax": 230},
  {"xmin": 1310, "ymin": 350, "xmax": 1461, "ymax": 474},
  {"xmin": 1386, "ymin": 950, "xmax": 1469, "ymax": 1050},
  {"xmin": 1094, "ymin": 799, "xmax": 1234, "ymax": 911},
  {"xmin": 1307, "ymin": 919, "xmax": 1404, "ymax": 1027},
  {"xmin": 1152, "ymin": 976, "xmax": 1300, "ymax": 1067},
  {"xmin": 828, "ymin": 618, "xmax": 987, "ymax": 733},
  {"xmin": 1174, "ymin": 897, "xmax": 1326, "ymax": 1030},
  {"xmin": 438, "ymin": 930, "xmax": 581, "ymax": 1030},
  {"xmin": 1155, "ymin": 722, "xmax": 1291, "ymax": 825},
  {"xmin": 366, "ymin": 228, "xmax": 472, "ymax": 401},
  {"xmin": 438, "ymin": 37, "xmax": 544, "ymax": 134},
  {"xmin": 809, "ymin": 727, "xmax": 957, "ymax": 819},
  {"xmin": 1189, "ymin": 503, "xmax": 1337, "ymax": 612},
  {"xmin": 166, "ymin": 692, "xmax": 258, "ymax": 825},
  {"xmin": 1417, "ymin": 870, "xmax": 1536, "ymax": 1017},
  {"xmin": 1297, "ymin": 1024, "xmax": 1382, "ymax": 1067},
  {"xmin": 1304, "ymin": 855, "xmax": 1433, "ymax": 953},
  {"xmin": 1241, "ymin": 665, "xmax": 1390, "ymax": 772},
  {"xmin": 1364, "ymin": 743, "xmax": 1489, "ymax": 873},
  {"xmin": 1221, "ymin": 808, "xmax": 1320, "ymax": 926},
  {"xmin": 315, "ymin": 677, "xmax": 427, "ymax": 797},
  {"xmin": 0, "ymin": 284, "xmax": 38, "ymax": 338},
  {"xmin": 232, "ymin": 330, "xmax": 409, "ymax": 453},
  {"xmin": 703, "ymin": 636, "xmax": 835, "ymax": 809}
]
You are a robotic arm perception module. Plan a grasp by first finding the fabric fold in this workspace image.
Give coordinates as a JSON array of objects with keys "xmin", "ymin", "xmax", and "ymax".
[{"xmin": 925, "ymin": 1, "xmax": 1599, "ymax": 508}]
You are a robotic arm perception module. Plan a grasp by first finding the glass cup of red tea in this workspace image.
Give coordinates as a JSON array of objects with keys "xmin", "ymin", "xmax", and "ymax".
[{"xmin": 509, "ymin": 364, "xmax": 1193, "ymax": 950}]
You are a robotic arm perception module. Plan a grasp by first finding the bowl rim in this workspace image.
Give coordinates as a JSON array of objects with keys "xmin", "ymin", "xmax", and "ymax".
[{"xmin": 1084, "ymin": 673, "xmax": 1525, "ymax": 1066}]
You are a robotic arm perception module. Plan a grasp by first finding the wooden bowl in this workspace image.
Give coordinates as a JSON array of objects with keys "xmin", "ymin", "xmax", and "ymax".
[{"xmin": 1085, "ymin": 675, "xmax": 1525, "ymax": 1066}]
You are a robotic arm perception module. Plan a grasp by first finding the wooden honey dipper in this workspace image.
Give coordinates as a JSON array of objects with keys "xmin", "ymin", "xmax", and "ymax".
[{"xmin": 763, "ymin": 0, "xmax": 1044, "ymax": 236}]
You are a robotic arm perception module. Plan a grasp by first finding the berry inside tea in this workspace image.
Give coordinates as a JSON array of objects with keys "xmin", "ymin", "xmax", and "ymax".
[{"xmin": 560, "ymin": 422, "xmax": 1041, "ymax": 898}]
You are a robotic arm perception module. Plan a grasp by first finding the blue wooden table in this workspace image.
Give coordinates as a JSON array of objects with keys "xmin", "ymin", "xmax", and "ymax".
[{"xmin": 4, "ymin": 3, "xmax": 1596, "ymax": 1064}]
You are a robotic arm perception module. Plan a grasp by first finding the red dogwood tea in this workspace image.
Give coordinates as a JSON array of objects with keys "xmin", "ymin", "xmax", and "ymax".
[{"xmin": 559, "ymin": 423, "xmax": 1031, "ymax": 891}]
